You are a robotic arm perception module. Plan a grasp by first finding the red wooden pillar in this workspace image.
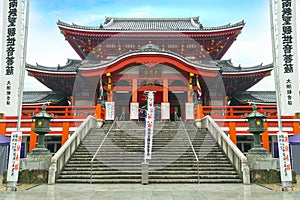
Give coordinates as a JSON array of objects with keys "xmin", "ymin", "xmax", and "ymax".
[
  {"xmin": 293, "ymin": 114, "xmax": 300, "ymax": 134},
  {"xmin": 196, "ymin": 104, "xmax": 204, "ymax": 119},
  {"xmin": 29, "ymin": 122, "xmax": 37, "ymax": 151},
  {"xmin": 261, "ymin": 122, "xmax": 270, "ymax": 152},
  {"xmin": 132, "ymin": 79, "xmax": 137, "ymax": 102},
  {"xmin": 0, "ymin": 115, "xmax": 6, "ymax": 136},
  {"xmin": 163, "ymin": 79, "xmax": 168, "ymax": 102},
  {"xmin": 61, "ymin": 122, "xmax": 69, "ymax": 145},
  {"xmin": 95, "ymin": 104, "xmax": 102, "ymax": 120},
  {"xmin": 229, "ymin": 121, "xmax": 237, "ymax": 145}
]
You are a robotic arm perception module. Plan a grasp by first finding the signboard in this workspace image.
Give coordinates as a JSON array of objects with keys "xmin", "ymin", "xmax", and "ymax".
[
  {"xmin": 130, "ymin": 102, "xmax": 139, "ymax": 120},
  {"xmin": 0, "ymin": 0, "xmax": 25, "ymax": 116},
  {"xmin": 277, "ymin": 131, "xmax": 292, "ymax": 182},
  {"xmin": 105, "ymin": 102, "xmax": 115, "ymax": 120},
  {"xmin": 7, "ymin": 131, "xmax": 22, "ymax": 182},
  {"xmin": 185, "ymin": 103, "xmax": 194, "ymax": 120},
  {"xmin": 161, "ymin": 102, "xmax": 170, "ymax": 120},
  {"xmin": 276, "ymin": 0, "xmax": 300, "ymax": 115},
  {"xmin": 139, "ymin": 68, "xmax": 161, "ymax": 78}
]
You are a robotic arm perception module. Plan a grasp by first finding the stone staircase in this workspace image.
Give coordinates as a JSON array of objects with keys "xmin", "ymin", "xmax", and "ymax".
[{"xmin": 56, "ymin": 121, "xmax": 242, "ymax": 184}]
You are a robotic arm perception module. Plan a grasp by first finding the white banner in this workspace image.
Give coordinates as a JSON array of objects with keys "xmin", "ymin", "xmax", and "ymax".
[
  {"xmin": 130, "ymin": 102, "xmax": 139, "ymax": 120},
  {"xmin": 105, "ymin": 102, "xmax": 115, "ymax": 120},
  {"xmin": 0, "ymin": 0, "xmax": 25, "ymax": 116},
  {"xmin": 145, "ymin": 91, "xmax": 155, "ymax": 159},
  {"xmin": 276, "ymin": 0, "xmax": 300, "ymax": 116},
  {"xmin": 277, "ymin": 131, "xmax": 292, "ymax": 182},
  {"xmin": 161, "ymin": 102, "xmax": 170, "ymax": 120},
  {"xmin": 185, "ymin": 103, "xmax": 194, "ymax": 120},
  {"xmin": 7, "ymin": 131, "xmax": 22, "ymax": 182}
]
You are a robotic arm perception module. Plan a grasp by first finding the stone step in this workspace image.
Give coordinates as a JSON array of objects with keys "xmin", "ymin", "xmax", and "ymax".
[
  {"xmin": 64, "ymin": 163, "xmax": 233, "ymax": 168},
  {"xmin": 56, "ymin": 178, "xmax": 141, "ymax": 184},
  {"xmin": 148, "ymin": 178, "xmax": 242, "ymax": 184},
  {"xmin": 61, "ymin": 170, "xmax": 238, "ymax": 176},
  {"xmin": 56, "ymin": 122, "xmax": 242, "ymax": 184},
  {"xmin": 69, "ymin": 156, "xmax": 228, "ymax": 161},
  {"xmin": 62, "ymin": 166, "xmax": 236, "ymax": 172}
]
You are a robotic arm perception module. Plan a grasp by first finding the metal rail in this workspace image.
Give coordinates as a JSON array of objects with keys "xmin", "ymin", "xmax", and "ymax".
[
  {"xmin": 177, "ymin": 114, "xmax": 200, "ymax": 183},
  {"xmin": 90, "ymin": 113, "xmax": 124, "ymax": 184}
]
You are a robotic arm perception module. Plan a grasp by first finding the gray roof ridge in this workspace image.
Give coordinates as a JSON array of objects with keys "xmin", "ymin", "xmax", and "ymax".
[
  {"xmin": 217, "ymin": 59, "xmax": 273, "ymax": 73},
  {"xmin": 26, "ymin": 59, "xmax": 81, "ymax": 72},
  {"xmin": 57, "ymin": 18, "xmax": 244, "ymax": 31},
  {"xmin": 105, "ymin": 16, "xmax": 200, "ymax": 21}
]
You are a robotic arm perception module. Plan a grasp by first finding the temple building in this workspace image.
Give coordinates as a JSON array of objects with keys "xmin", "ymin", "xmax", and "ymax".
[{"xmin": 26, "ymin": 17, "xmax": 273, "ymax": 120}]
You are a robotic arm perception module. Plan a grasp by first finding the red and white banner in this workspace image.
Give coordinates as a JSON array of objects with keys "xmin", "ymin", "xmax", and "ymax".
[
  {"xmin": 276, "ymin": 0, "xmax": 300, "ymax": 116},
  {"xmin": 0, "ymin": 0, "xmax": 25, "ymax": 116},
  {"xmin": 277, "ymin": 131, "xmax": 292, "ymax": 182},
  {"xmin": 7, "ymin": 131, "xmax": 22, "ymax": 182},
  {"xmin": 145, "ymin": 91, "xmax": 155, "ymax": 159}
]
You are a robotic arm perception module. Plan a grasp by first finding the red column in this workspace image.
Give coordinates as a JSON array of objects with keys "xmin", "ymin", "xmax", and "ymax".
[
  {"xmin": 132, "ymin": 79, "xmax": 137, "ymax": 102},
  {"xmin": 261, "ymin": 122, "xmax": 270, "ymax": 152},
  {"xmin": 95, "ymin": 104, "xmax": 102, "ymax": 120},
  {"xmin": 293, "ymin": 114, "xmax": 300, "ymax": 134},
  {"xmin": 229, "ymin": 121, "xmax": 237, "ymax": 145},
  {"xmin": 29, "ymin": 122, "xmax": 37, "ymax": 151},
  {"xmin": 196, "ymin": 104, "xmax": 204, "ymax": 119},
  {"xmin": 163, "ymin": 79, "xmax": 168, "ymax": 102},
  {"xmin": 61, "ymin": 122, "xmax": 69, "ymax": 145},
  {"xmin": 0, "ymin": 115, "xmax": 6, "ymax": 136}
]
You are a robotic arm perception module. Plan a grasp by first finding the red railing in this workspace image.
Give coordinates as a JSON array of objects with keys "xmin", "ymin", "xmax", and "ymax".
[
  {"xmin": 20, "ymin": 105, "xmax": 96, "ymax": 119},
  {"xmin": 0, "ymin": 105, "xmax": 299, "ymax": 153}
]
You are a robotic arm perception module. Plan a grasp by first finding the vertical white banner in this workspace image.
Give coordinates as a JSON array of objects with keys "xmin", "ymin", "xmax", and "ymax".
[
  {"xmin": 0, "ymin": 0, "xmax": 25, "ymax": 116},
  {"xmin": 145, "ymin": 91, "xmax": 155, "ymax": 159},
  {"xmin": 277, "ymin": 131, "xmax": 292, "ymax": 182},
  {"xmin": 161, "ymin": 102, "xmax": 170, "ymax": 120},
  {"xmin": 130, "ymin": 102, "xmax": 139, "ymax": 120},
  {"xmin": 276, "ymin": 0, "xmax": 300, "ymax": 116},
  {"xmin": 7, "ymin": 131, "xmax": 22, "ymax": 182},
  {"xmin": 185, "ymin": 103, "xmax": 194, "ymax": 120},
  {"xmin": 105, "ymin": 102, "xmax": 115, "ymax": 120}
]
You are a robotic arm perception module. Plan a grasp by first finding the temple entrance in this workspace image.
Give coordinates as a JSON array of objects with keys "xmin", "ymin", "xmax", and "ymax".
[{"xmin": 113, "ymin": 88, "xmax": 185, "ymax": 121}]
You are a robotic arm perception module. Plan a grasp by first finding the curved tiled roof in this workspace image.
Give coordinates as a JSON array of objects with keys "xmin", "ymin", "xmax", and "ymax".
[
  {"xmin": 217, "ymin": 60, "xmax": 273, "ymax": 74},
  {"xmin": 57, "ymin": 17, "xmax": 245, "ymax": 31},
  {"xmin": 26, "ymin": 59, "xmax": 81, "ymax": 73},
  {"xmin": 23, "ymin": 91, "xmax": 69, "ymax": 105},
  {"xmin": 232, "ymin": 91, "xmax": 276, "ymax": 105},
  {"xmin": 26, "ymin": 57, "xmax": 272, "ymax": 74}
]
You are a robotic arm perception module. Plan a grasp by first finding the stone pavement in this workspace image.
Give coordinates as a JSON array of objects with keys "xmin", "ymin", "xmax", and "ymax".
[{"xmin": 1, "ymin": 183, "xmax": 300, "ymax": 200}]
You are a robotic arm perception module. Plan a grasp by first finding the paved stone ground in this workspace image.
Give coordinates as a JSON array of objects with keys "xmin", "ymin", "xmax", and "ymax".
[
  {"xmin": 1, "ymin": 175, "xmax": 300, "ymax": 192},
  {"xmin": 1, "ymin": 183, "xmax": 300, "ymax": 200}
]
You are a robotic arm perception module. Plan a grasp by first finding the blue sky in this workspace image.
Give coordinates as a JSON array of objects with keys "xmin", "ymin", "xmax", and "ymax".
[{"xmin": 1, "ymin": 0, "xmax": 300, "ymax": 91}]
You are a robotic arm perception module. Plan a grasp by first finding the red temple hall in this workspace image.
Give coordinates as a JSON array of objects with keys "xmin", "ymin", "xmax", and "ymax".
[{"xmin": 26, "ymin": 17, "xmax": 273, "ymax": 120}]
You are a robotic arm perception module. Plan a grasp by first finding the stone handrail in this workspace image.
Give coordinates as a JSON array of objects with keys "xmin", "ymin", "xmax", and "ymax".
[
  {"xmin": 201, "ymin": 115, "xmax": 250, "ymax": 184},
  {"xmin": 48, "ymin": 115, "xmax": 97, "ymax": 184}
]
